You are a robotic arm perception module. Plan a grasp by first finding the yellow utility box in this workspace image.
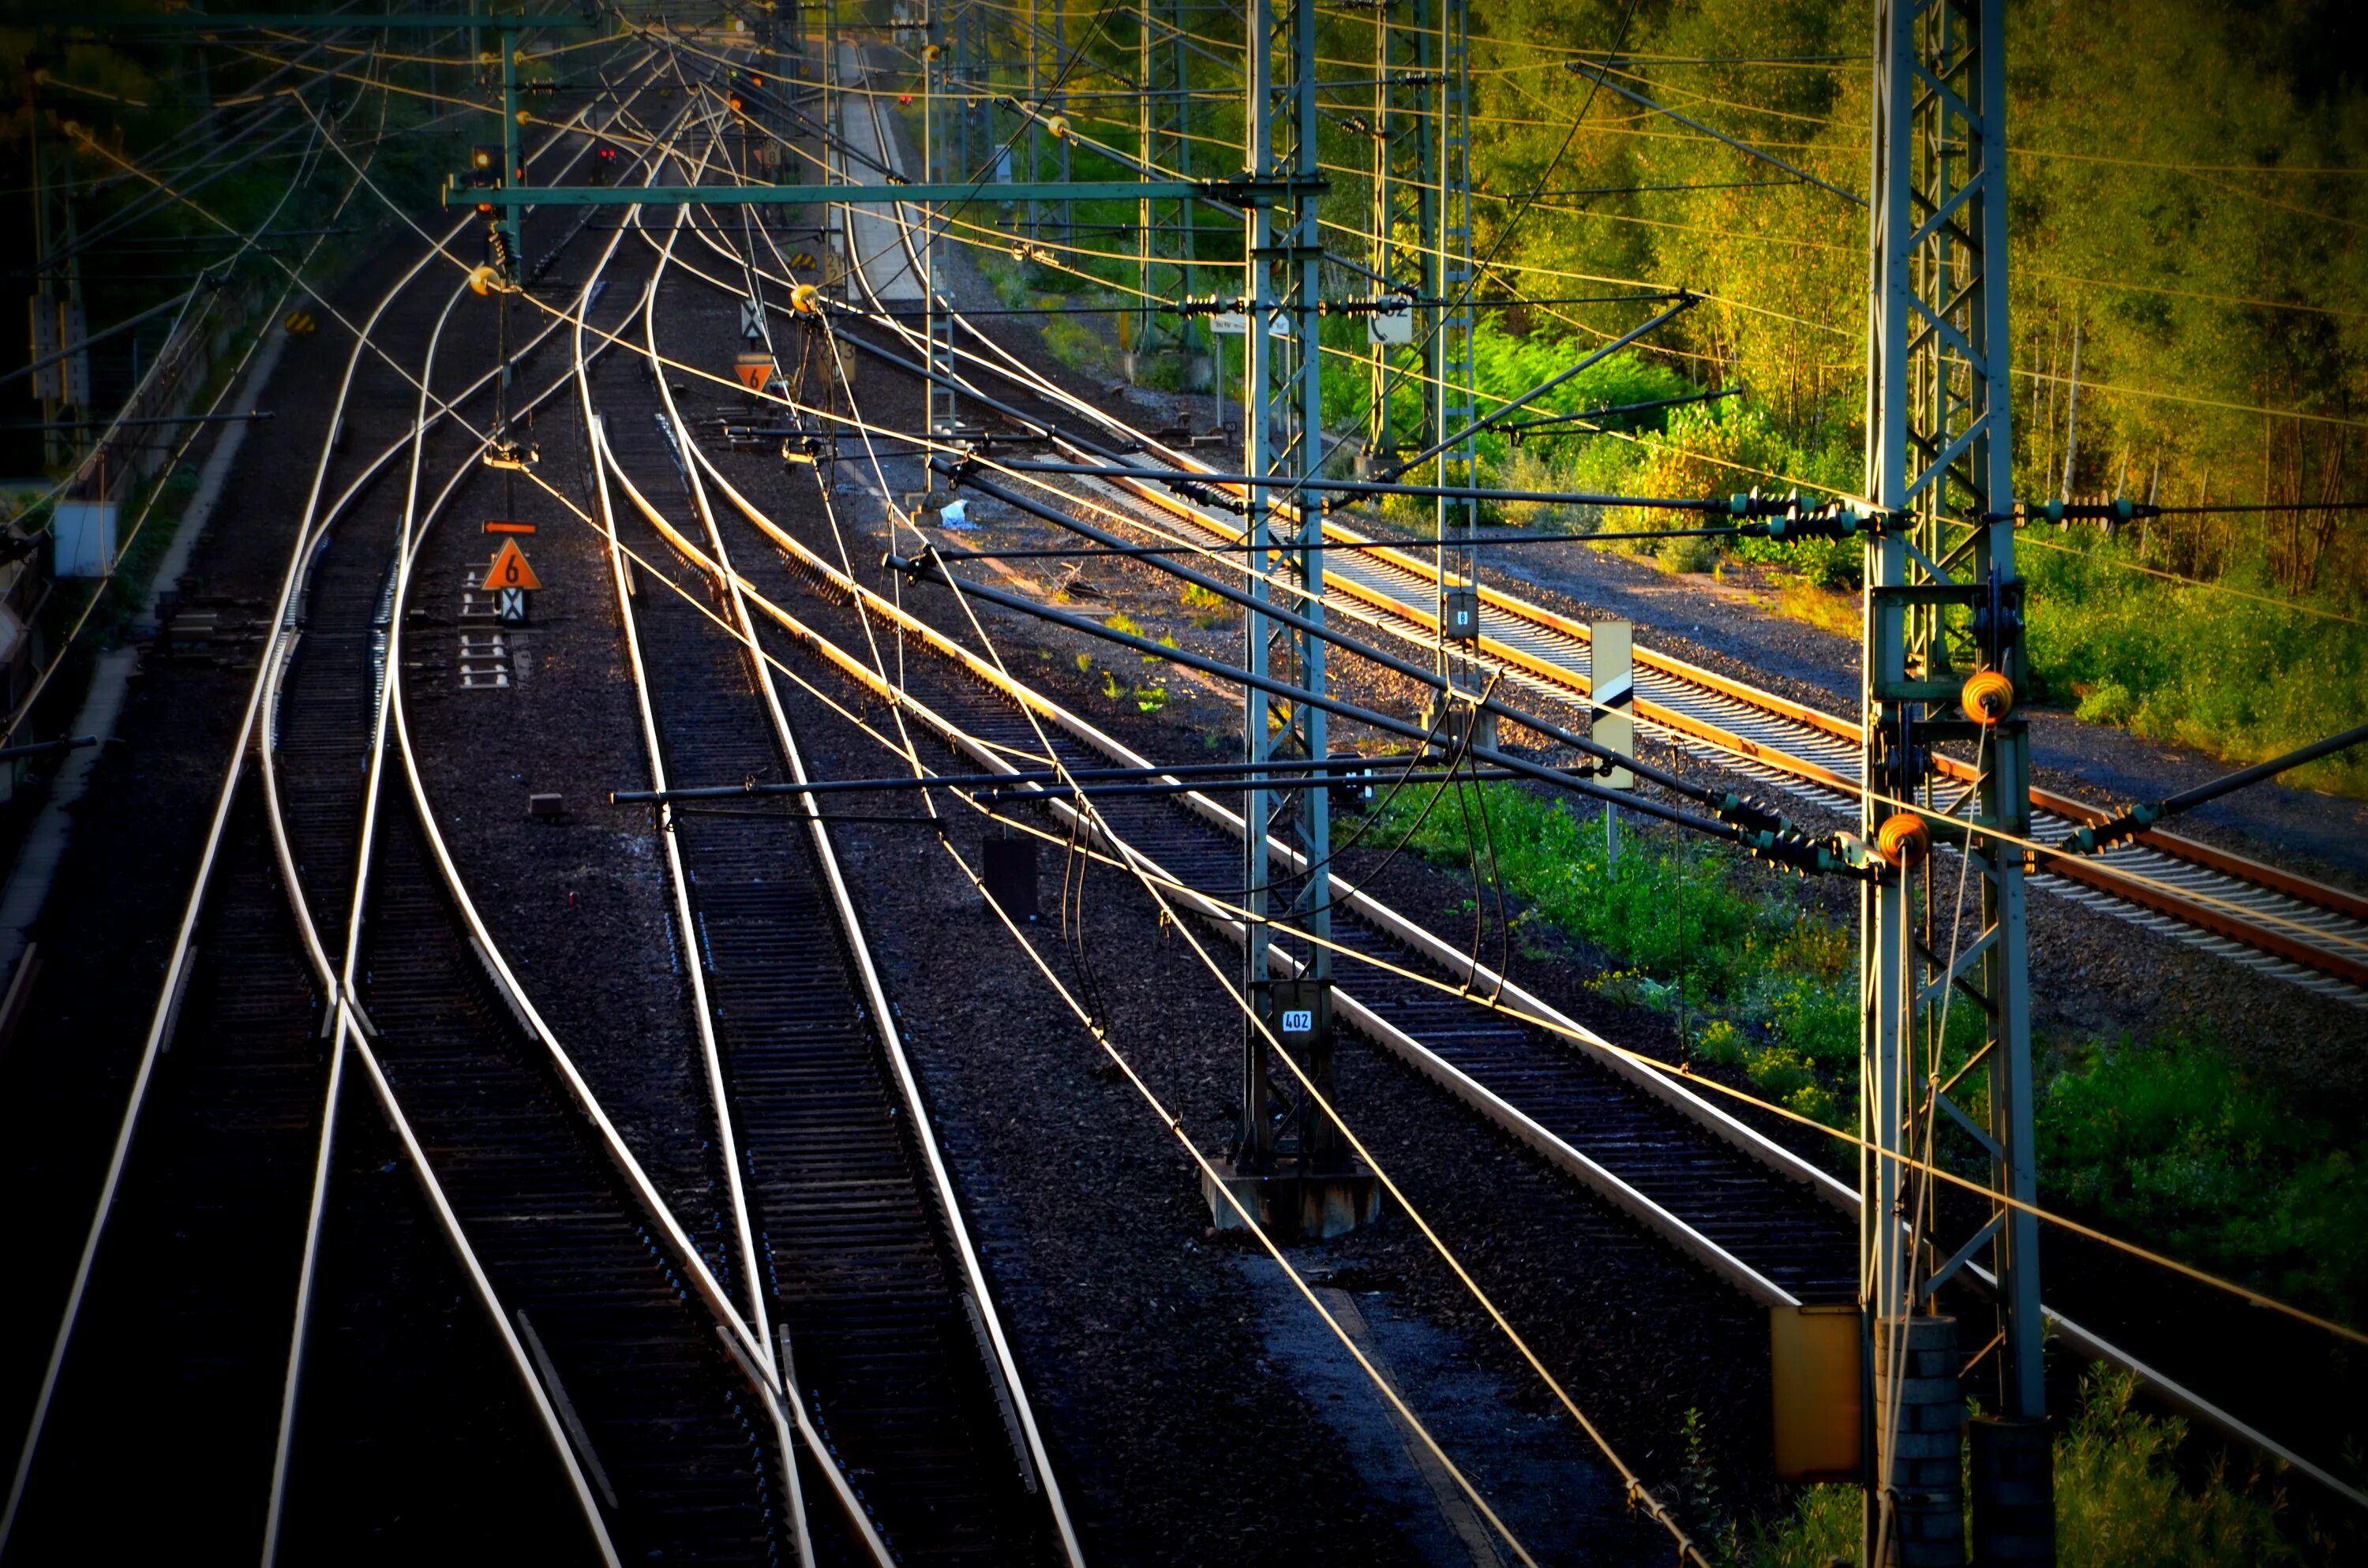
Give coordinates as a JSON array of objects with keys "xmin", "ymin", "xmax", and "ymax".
[{"xmin": 1771, "ymin": 1303, "xmax": 1862, "ymax": 1481}]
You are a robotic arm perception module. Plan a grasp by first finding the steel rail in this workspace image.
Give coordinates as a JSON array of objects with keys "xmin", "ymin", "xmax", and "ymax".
[
  {"xmin": 575, "ymin": 94, "xmax": 822, "ymax": 1557},
  {"xmin": 664, "ymin": 400, "xmax": 1807, "ymax": 1315},
  {"xmin": 645, "ymin": 172, "xmax": 2368, "ymax": 999},
  {"xmin": 255, "ymin": 90, "xmax": 654, "ymax": 1560},
  {"xmin": 545, "ymin": 70, "xmax": 894, "ymax": 1562},
  {"xmin": 682, "ymin": 28, "xmax": 2359, "ymax": 1503},
  {"xmin": 806, "ymin": 256, "xmax": 2368, "ymax": 1001},
  {"xmin": 222, "ymin": 66, "xmax": 828, "ymax": 1555},
  {"xmin": 598, "ymin": 89, "xmax": 1058, "ymax": 1551},
  {"xmin": 305, "ymin": 275, "xmax": 621, "ymax": 1566},
  {"xmin": 692, "ymin": 425, "xmax": 2368, "ymax": 1511},
  {"xmin": 691, "ymin": 198, "xmax": 2368, "ymax": 1499},
  {"xmin": 639, "ymin": 114, "xmax": 786, "ymax": 1390},
  {"xmin": 276, "ymin": 79, "xmax": 881, "ymax": 1546},
  {"xmin": 0, "ymin": 91, "xmax": 629, "ymax": 1551},
  {"xmin": 696, "ymin": 149, "xmax": 2340, "ymax": 961},
  {"xmin": 656, "ymin": 65, "xmax": 1092, "ymax": 1562}
]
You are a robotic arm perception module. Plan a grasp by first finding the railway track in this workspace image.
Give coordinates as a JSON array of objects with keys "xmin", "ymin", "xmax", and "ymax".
[
  {"xmin": 0, "ymin": 103, "xmax": 628, "ymax": 1556},
  {"xmin": 580, "ymin": 95, "xmax": 1077, "ymax": 1565},
  {"xmin": 659, "ymin": 87, "xmax": 2366, "ymax": 1006},
  {"xmin": 679, "ymin": 381, "xmax": 2368, "ymax": 1506},
  {"xmin": 8, "ymin": 77, "xmax": 897, "ymax": 1563},
  {"xmin": 614, "ymin": 101, "xmax": 2366, "ymax": 1503},
  {"xmin": 916, "ymin": 335, "xmax": 2368, "ymax": 1006}
]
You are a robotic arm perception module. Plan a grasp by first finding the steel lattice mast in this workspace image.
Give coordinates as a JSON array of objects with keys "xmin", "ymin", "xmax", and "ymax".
[
  {"xmin": 1137, "ymin": 0, "xmax": 1193, "ymax": 372},
  {"xmin": 1232, "ymin": 0, "xmax": 1339, "ymax": 1194},
  {"xmin": 1365, "ymin": 0, "xmax": 1433, "ymax": 473},
  {"xmin": 1863, "ymin": 0, "xmax": 2047, "ymax": 1560},
  {"xmin": 1433, "ymin": 0, "xmax": 1476, "ymax": 694}
]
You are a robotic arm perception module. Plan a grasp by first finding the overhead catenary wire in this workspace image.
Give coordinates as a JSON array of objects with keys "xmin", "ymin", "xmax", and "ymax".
[{"xmin": 324, "ymin": 15, "xmax": 2368, "ymax": 1364}]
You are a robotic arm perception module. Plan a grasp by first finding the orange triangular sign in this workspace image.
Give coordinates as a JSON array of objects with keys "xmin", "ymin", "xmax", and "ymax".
[
  {"xmin": 734, "ymin": 352, "xmax": 774, "ymax": 392},
  {"xmin": 483, "ymin": 538, "xmax": 542, "ymax": 592}
]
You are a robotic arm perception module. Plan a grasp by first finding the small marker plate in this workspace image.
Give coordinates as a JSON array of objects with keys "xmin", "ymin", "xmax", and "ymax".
[{"xmin": 483, "ymin": 538, "xmax": 543, "ymax": 593}]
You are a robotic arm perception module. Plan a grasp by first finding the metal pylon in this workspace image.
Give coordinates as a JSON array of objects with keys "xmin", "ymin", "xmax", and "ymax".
[
  {"xmin": 1365, "ymin": 0, "xmax": 1433, "ymax": 472},
  {"xmin": 1136, "ymin": 0, "xmax": 1192, "ymax": 365},
  {"xmin": 1433, "ymin": 0, "xmax": 1476, "ymax": 692},
  {"xmin": 1862, "ymin": 0, "xmax": 2044, "ymax": 1558},
  {"xmin": 924, "ymin": 2, "xmax": 955, "ymax": 456},
  {"xmin": 1236, "ymin": 0, "xmax": 1334, "ymax": 1176}
]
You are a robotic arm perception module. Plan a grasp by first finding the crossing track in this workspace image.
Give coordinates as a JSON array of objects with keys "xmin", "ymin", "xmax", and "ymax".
[
  {"xmin": 0, "ymin": 92, "xmax": 656, "ymax": 1559},
  {"xmin": 669, "ymin": 376, "xmax": 2368, "ymax": 1510},
  {"xmin": 925, "ymin": 354, "xmax": 2368, "ymax": 1006},
  {"xmin": 582, "ymin": 85, "xmax": 1080, "ymax": 1565},
  {"xmin": 3, "ymin": 76, "xmax": 875, "ymax": 1566},
  {"xmin": 671, "ymin": 82, "xmax": 2368, "ymax": 1008},
  {"xmin": 617, "ymin": 84, "xmax": 2368, "ymax": 1505}
]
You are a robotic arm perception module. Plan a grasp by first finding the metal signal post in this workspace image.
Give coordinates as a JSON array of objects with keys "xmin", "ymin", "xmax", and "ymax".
[
  {"xmin": 1433, "ymin": 0, "xmax": 1478, "ymax": 695},
  {"xmin": 1213, "ymin": 0, "xmax": 1373, "ymax": 1239},
  {"xmin": 1364, "ymin": 0, "xmax": 1433, "ymax": 477},
  {"xmin": 1862, "ymin": 1, "xmax": 2048, "ymax": 1562}
]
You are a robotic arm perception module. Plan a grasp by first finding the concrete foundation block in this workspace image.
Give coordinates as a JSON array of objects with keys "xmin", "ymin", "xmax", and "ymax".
[{"xmin": 1203, "ymin": 1159, "xmax": 1381, "ymax": 1241}]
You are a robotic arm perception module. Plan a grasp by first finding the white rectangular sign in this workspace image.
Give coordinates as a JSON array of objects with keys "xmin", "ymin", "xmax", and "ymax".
[{"xmin": 1367, "ymin": 300, "xmax": 1414, "ymax": 346}]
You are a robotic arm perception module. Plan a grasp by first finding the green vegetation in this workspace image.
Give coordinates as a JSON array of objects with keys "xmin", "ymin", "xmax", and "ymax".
[
  {"xmin": 1733, "ymin": 1373, "xmax": 2311, "ymax": 1566},
  {"xmin": 952, "ymin": 0, "xmax": 2368, "ymax": 791},
  {"xmin": 2039, "ymin": 1033, "xmax": 2368, "ymax": 1323},
  {"xmin": 1363, "ymin": 781, "xmax": 2367, "ymax": 1324},
  {"xmin": 1367, "ymin": 779, "xmax": 1861, "ymax": 1126}
]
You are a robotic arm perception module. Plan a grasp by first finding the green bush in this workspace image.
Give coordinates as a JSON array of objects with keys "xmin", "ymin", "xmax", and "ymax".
[
  {"xmin": 2022, "ymin": 537, "xmax": 2368, "ymax": 796},
  {"xmin": 1734, "ymin": 1372, "xmax": 2306, "ymax": 1566},
  {"xmin": 1364, "ymin": 786, "xmax": 2368, "ymax": 1308},
  {"xmin": 2052, "ymin": 1372, "xmax": 2304, "ymax": 1568},
  {"xmin": 2038, "ymin": 1034, "xmax": 2367, "ymax": 1323}
]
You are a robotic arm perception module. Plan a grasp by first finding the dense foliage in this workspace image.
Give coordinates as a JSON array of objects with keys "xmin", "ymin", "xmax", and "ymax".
[
  {"xmin": 1734, "ymin": 1372, "xmax": 2313, "ymax": 1566},
  {"xmin": 989, "ymin": 0, "xmax": 2368, "ymax": 788}
]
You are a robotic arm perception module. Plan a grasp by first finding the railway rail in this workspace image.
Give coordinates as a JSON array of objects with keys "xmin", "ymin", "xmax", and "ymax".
[
  {"xmin": 2, "ymin": 99, "xmax": 642, "ymax": 1558},
  {"xmin": 584, "ymin": 91, "xmax": 1077, "ymax": 1564},
  {"xmin": 11, "ymin": 23, "xmax": 2362, "ymax": 1565},
  {"xmin": 650, "ymin": 69, "xmax": 2366, "ymax": 1005},
  {"xmin": 613, "ymin": 84, "xmax": 2366, "ymax": 1506},
  {"xmin": 924, "ymin": 342, "xmax": 2368, "ymax": 1005}
]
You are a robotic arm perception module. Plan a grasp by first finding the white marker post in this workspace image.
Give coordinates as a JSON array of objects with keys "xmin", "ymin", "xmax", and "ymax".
[{"xmin": 1591, "ymin": 621, "xmax": 1633, "ymax": 866}]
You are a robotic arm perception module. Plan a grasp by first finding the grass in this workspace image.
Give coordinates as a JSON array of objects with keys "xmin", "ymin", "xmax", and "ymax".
[
  {"xmin": 1363, "ymin": 780, "xmax": 1862, "ymax": 1132},
  {"xmin": 2038, "ymin": 1033, "xmax": 2368, "ymax": 1323},
  {"xmin": 2018, "ymin": 536, "xmax": 2368, "ymax": 797},
  {"xmin": 1361, "ymin": 782, "xmax": 2368, "ymax": 1326},
  {"xmin": 1732, "ymin": 1372, "xmax": 2314, "ymax": 1566}
]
